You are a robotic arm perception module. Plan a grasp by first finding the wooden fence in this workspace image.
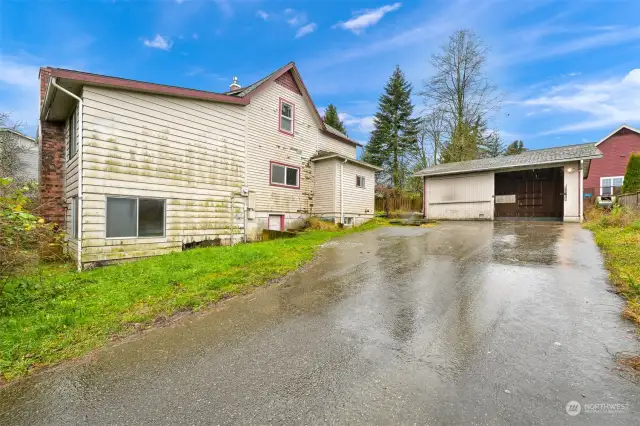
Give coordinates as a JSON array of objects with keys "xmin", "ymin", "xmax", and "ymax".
[
  {"xmin": 375, "ymin": 196, "xmax": 423, "ymax": 213},
  {"xmin": 618, "ymin": 191, "xmax": 640, "ymax": 210}
]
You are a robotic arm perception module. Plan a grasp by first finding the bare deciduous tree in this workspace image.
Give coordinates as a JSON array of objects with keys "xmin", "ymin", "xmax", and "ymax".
[
  {"xmin": 0, "ymin": 112, "xmax": 29, "ymax": 181},
  {"xmin": 420, "ymin": 29, "xmax": 501, "ymax": 163}
]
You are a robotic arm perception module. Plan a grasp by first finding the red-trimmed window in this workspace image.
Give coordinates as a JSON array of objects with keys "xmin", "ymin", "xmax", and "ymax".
[
  {"xmin": 279, "ymin": 98, "xmax": 294, "ymax": 135},
  {"xmin": 270, "ymin": 161, "xmax": 300, "ymax": 189}
]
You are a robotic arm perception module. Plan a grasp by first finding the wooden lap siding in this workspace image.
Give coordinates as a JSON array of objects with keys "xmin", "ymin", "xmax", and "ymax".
[
  {"xmin": 80, "ymin": 86, "xmax": 246, "ymax": 263},
  {"xmin": 312, "ymin": 159, "xmax": 336, "ymax": 217},
  {"xmin": 245, "ymin": 76, "xmax": 316, "ymax": 220},
  {"xmin": 64, "ymin": 105, "xmax": 80, "ymax": 259}
]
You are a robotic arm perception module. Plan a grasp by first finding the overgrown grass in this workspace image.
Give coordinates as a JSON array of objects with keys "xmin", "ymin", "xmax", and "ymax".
[
  {"xmin": 0, "ymin": 218, "xmax": 388, "ymax": 382},
  {"xmin": 584, "ymin": 206, "xmax": 640, "ymax": 326}
]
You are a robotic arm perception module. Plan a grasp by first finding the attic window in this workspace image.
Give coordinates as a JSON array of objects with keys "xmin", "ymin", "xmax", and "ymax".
[{"xmin": 279, "ymin": 98, "xmax": 294, "ymax": 135}]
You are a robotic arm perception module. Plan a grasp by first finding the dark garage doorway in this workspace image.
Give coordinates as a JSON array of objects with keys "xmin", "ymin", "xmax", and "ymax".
[{"xmin": 494, "ymin": 168, "xmax": 564, "ymax": 220}]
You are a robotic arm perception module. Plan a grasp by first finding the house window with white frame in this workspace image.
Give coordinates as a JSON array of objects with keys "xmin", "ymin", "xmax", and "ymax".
[
  {"xmin": 68, "ymin": 110, "xmax": 77, "ymax": 159},
  {"xmin": 270, "ymin": 162, "xmax": 299, "ymax": 188},
  {"xmin": 356, "ymin": 175, "xmax": 365, "ymax": 188},
  {"xmin": 71, "ymin": 197, "xmax": 78, "ymax": 239},
  {"xmin": 279, "ymin": 99, "xmax": 294, "ymax": 135},
  {"xmin": 106, "ymin": 197, "xmax": 166, "ymax": 238},
  {"xmin": 600, "ymin": 176, "xmax": 624, "ymax": 196}
]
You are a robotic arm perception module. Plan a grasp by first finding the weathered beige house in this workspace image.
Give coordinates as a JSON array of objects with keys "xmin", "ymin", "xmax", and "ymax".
[{"xmin": 38, "ymin": 62, "xmax": 380, "ymax": 268}]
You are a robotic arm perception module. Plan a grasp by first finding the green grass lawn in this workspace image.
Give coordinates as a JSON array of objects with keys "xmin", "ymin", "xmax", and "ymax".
[
  {"xmin": 0, "ymin": 219, "xmax": 386, "ymax": 382},
  {"xmin": 584, "ymin": 208, "xmax": 640, "ymax": 327}
]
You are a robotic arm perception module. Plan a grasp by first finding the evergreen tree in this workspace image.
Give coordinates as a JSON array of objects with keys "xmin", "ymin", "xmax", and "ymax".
[
  {"xmin": 622, "ymin": 153, "xmax": 640, "ymax": 193},
  {"xmin": 478, "ymin": 131, "xmax": 504, "ymax": 158},
  {"xmin": 322, "ymin": 104, "xmax": 347, "ymax": 135},
  {"xmin": 440, "ymin": 121, "xmax": 481, "ymax": 163},
  {"xmin": 364, "ymin": 66, "xmax": 420, "ymax": 188},
  {"xmin": 504, "ymin": 140, "xmax": 526, "ymax": 156}
]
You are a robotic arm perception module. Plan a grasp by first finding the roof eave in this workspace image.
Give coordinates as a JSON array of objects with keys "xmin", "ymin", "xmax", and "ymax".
[
  {"xmin": 414, "ymin": 154, "xmax": 603, "ymax": 178},
  {"xmin": 48, "ymin": 69, "xmax": 249, "ymax": 106},
  {"xmin": 311, "ymin": 154, "xmax": 383, "ymax": 171}
]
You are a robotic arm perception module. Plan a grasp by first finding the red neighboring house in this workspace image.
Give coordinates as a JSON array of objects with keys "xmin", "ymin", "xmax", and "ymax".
[{"xmin": 583, "ymin": 125, "xmax": 640, "ymax": 198}]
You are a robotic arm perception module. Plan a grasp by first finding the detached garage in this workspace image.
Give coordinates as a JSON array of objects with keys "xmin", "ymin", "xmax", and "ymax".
[{"xmin": 414, "ymin": 143, "xmax": 603, "ymax": 223}]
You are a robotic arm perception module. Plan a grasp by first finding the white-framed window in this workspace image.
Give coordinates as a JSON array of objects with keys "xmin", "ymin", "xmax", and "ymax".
[
  {"xmin": 106, "ymin": 197, "xmax": 166, "ymax": 238},
  {"xmin": 356, "ymin": 175, "xmax": 366, "ymax": 188},
  {"xmin": 71, "ymin": 197, "xmax": 78, "ymax": 239},
  {"xmin": 600, "ymin": 176, "xmax": 624, "ymax": 196},
  {"xmin": 68, "ymin": 110, "xmax": 77, "ymax": 159},
  {"xmin": 343, "ymin": 217, "xmax": 354, "ymax": 226},
  {"xmin": 270, "ymin": 161, "xmax": 299, "ymax": 188},
  {"xmin": 279, "ymin": 98, "xmax": 294, "ymax": 135}
]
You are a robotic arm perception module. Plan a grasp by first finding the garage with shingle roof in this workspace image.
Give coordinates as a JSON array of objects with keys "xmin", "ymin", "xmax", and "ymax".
[{"xmin": 413, "ymin": 143, "xmax": 603, "ymax": 222}]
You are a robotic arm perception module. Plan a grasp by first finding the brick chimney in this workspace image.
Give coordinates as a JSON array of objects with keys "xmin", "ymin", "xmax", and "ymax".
[
  {"xmin": 38, "ymin": 67, "xmax": 66, "ymax": 226},
  {"xmin": 229, "ymin": 76, "xmax": 241, "ymax": 91}
]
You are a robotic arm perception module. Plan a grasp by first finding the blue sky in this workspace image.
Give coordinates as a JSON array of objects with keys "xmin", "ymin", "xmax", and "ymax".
[{"xmin": 2, "ymin": 0, "xmax": 640, "ymax": 150}]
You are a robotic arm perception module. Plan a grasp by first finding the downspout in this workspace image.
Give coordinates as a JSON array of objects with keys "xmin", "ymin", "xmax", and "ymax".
[
  {"xmin": 579, "ymin": 160, "xmax": 584, "ymax": 222},
  {"xmin": 50, "ymin": 78, "xmax": 83, "ymax": 272},
  {"xmin": 340, "ymin": 159, "xmax": 347, "ymax": 224}
]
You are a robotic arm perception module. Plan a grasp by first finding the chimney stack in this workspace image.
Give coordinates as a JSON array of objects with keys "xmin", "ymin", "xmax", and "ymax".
[{"xmin": 229, "ymin": 76, "xmax": 241, "ymax": 91}]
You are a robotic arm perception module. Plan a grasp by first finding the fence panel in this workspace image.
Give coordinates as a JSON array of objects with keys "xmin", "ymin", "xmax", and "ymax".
[
  {"xmin": 618, "ymin": 191, "xmax": 640, "ymax": 210},
  {"xmin": 375, "ymin": 196, "xmax": 423, "ymax": 212}
]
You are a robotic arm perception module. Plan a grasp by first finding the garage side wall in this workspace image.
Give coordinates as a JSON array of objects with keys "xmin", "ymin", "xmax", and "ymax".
[
  {"xmin": 425, "ymin": 172, "xmax": 494, "ymax": 220},
  {"xmin": 563, "ymin": 161, "xmax": 581, "ymax": 222}
]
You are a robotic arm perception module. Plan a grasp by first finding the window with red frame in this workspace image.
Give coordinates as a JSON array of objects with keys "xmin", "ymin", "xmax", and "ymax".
[{"xmin": 279, "ymin": 99, "xmax": 294, "ymax": 135}]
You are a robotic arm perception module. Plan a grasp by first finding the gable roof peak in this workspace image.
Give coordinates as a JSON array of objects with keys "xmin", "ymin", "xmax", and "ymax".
[{"xmin": 595, "ymin": 124, "xmax": 640, "ymax": 146}]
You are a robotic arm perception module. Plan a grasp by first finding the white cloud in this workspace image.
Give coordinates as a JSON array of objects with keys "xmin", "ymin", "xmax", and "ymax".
[
  {"xmin": 0, "ymin": 57, "xmax": 41, "ymax": 133},
  {"xmin": 334, "ymin": 3, "xmax": 402, "ymax": 35},
  {"xmin": 213, "ymin": 0, "xmax": 233, "ymax": 18},
  {"xmin": 0, "ymin": 58, "xmax": 40, "ymax": 89},
  {"xmin": 256, "ymin": 10, "xmax": 269, "ymax": 21},
  {"xmin": 286, "ymin": 10, "xmax": 307, "ymax": 27},
  {"xmin": 295, "ymin": 23, "xmax": 317, "ymax": 39},
  {"xmin": 340, "ymin": 113, "xmax": 375, "ymax": 133},
  {"xmin": 522, "ymin": 69, "xmax": 640, "ymax": 133},
  {"xmin": 143, "ymin": 34, "xmax": 172, "ymax": 51}
]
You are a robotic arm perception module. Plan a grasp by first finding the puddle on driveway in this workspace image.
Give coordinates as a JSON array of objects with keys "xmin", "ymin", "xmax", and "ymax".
[{"xmin": 1, "ymin": 222, "xmax": 638, "ymax": 425}]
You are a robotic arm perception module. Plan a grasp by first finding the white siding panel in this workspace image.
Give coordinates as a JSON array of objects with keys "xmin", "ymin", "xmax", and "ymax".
[
  {"xmin": 426, "ymin": 172, "xmax": 494, "ymax": 220},
  {"xmin": 312, "ymin": 159, "xmax": 336, "ymax": 217},
  {"xmin": 64, "ymin": 105, "xmax": 80, "ymax": 259},
  {"xmin": 318, "ymin": 133, "xmax": 356, "ymax": 158},
  {"xmin": 340, "ymin": 162, "xmax": 375, "ymax": 219},
  {"xmin": 79, "ymin": 86, "xmax": 247, "ymax": 264},
  {"xmin": 563, "ymin": 161, "xmax": 581, "ymax": 222}
]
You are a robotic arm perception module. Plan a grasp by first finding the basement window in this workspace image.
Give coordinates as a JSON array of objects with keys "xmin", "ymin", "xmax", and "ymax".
[
  {"xmin": 270, "ymin": 161, "xmax": 299, "ymax": 188},
  {"xmin": 600, "ymin": 176, "xmax": 623, "ymax": 196},
  {"xmin": 356, "ymin": 175, "xmax": 366, "ymax": 188},
  {"xmin": 279, "ymin": 98, "xmax": 294, "ymax": 135},
  {"xmin": 106, "ymin": 197, "xmax": 165, "ymax": 238}
]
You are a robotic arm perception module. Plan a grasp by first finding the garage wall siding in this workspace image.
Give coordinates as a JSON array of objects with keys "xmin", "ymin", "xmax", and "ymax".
[
  {"xmin": 425, "ymin": 172, "xmax": 495, "ymax": 220},
  {"xmin": 563, "ymin": 161, "xmax": 581, "ymax": 222}
]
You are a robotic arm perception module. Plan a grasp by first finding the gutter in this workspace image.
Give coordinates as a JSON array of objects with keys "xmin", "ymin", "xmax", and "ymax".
[
  {"xmin": 340, "ymin": 158, "xmax": 347, "ymax": 224},
  {"xmin": 50, "ymin": 78, "xmax": 84, "ymax": 272}
]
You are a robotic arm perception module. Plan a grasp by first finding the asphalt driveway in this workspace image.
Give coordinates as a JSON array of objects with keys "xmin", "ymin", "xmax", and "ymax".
[{"xmin": 1, "ymin": 222, "xmax": 639, "ymax": 425}]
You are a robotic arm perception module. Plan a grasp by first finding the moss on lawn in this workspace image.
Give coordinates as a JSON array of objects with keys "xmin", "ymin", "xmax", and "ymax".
[{"xmin": 0, "ymin": 219, "xmax": 387, "ymax": 382}]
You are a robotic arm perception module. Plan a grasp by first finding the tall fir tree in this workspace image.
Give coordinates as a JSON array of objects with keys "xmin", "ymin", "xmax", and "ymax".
[
  {"xmin": 477, "ymin": 131, "xmax": 504, "ymax": 158},
  {"xmin": 322, "ymin": 104, "xmax": 347, "ymax": 135},
  {"xmin": 504, "ymin": 140, "xmax": 526, "ymax": 155},
  {"xmin": 363, "ymin": 66, "xmax": 420, "ymax": 188}
]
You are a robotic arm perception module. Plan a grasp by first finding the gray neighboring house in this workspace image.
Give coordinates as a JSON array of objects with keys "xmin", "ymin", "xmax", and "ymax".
[
  {"xmin": 414, "ymin": 143, "xmax": 603, "ymax": 222},
  {"xmin": 0, "ymin": 128, "xmax": 39, "ymax": 181}
]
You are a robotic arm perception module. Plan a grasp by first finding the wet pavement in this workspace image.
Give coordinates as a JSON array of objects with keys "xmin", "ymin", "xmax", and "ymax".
[{"xmin": 1, "ymin": 222, "xmax": 639, "ymax": 425}]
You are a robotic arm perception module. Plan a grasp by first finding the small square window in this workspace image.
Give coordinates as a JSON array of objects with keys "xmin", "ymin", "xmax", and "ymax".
[
  {"xmin": 343, "ymin": 217, "xmax": 354, "ymax": 226},
  {"xmin": 356, "ymin": 175, "xmax": 365, "ymax": 188},
  {"xmin": 279, "ymin": 99, "xmax": 294, "ymax": 135}
]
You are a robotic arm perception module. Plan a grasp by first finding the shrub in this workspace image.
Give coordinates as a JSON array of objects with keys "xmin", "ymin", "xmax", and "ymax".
[
  {"xmin": 622, "ymin": 153, "xmax": 640, "ymax": 194},
  {"xmin": 598, "ymin": 205, "xmax": 640, "ymax": 228},
  {"xmin": 0, "ymin": 178, "xmax": 65, "ymax": 285},
  {"xmin": 304, "ymin": 217, "xmax": 339, "ymax": 231}
]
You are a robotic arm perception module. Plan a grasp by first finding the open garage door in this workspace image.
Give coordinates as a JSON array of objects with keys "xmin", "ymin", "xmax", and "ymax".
[{"xmin": 494, "ymin": 168, "xmax": 564, "ymax": 219}]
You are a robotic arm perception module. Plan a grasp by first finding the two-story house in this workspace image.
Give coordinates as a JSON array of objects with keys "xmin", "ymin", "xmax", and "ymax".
[
  {"xmin": 583, "ymin": 124, "xmax": 640, "ymax": 198},
  {"xmin": 38, "ymin": 62, "xmax": 381, "ymax": 269}
]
